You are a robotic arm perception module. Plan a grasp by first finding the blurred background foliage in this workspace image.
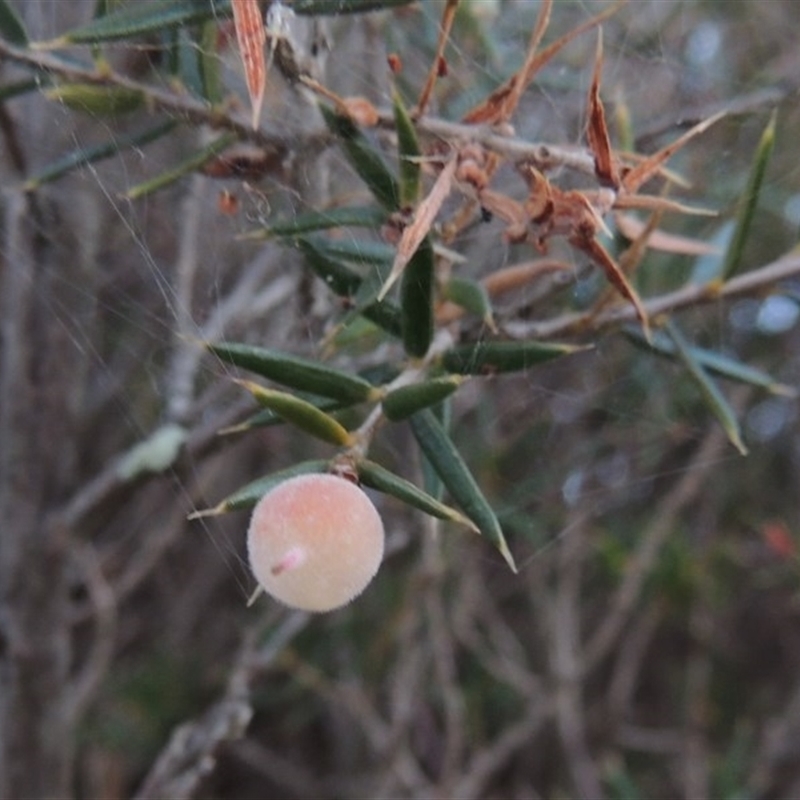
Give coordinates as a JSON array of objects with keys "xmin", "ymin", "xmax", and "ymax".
[{"xmin": 1, "ymin": 1, "xmax": 800, "ymax": 798}]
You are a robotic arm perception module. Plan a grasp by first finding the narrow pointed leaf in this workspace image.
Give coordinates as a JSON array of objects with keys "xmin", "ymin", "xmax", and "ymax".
[
  {"xmin": 247, "ymin": 206, "xmax": 387, "ymax": 239},
  {"xmin": 382, "ymin": 375, "xmax": 465, "ymax": 421},
  {"xmin": 400, "ymin": 236, "xmax": 435, "ymax": 358},
  {"xmin": 421, "ymin": 399, "xmax": 450, "ymax": 502},
  {"xmin": 348, "ymin": 261, "xmax": 392, "ymax": 320},
  {"xmin": 379, "ymin": 157, "xmax": 455, "ymax": 300},
  {"xmin": 414, "ymin": 0, "xmax": 460, "ymax": 117},
  {"xmin": 665, "ymin": 321, "xmax": 748, "ymax": 455},
  {"xmin": 357, "ymin": 458, "xmax": 479, "ymax": 532},
  {"xmin": 409, "ymin": 409, "xmax": 517, "ymax": 571},
  {"xmin": 462, "ymin": 0, "xmax": 620, "ymax": 125},
  {"xmin": 232, "ymin": 0, "xmax": 266, "ymax": 129},
  {"xmin": 320, "ymin": 103, "xmax": 399, "ymax": 210},
  {"xmin": 197, "ymin": 20, "xmax": 223, "ymax": 103},
  {"xmin": 312, "ymin": 238, "xmax": 394, "ymax": 266},
  {"xmin": 297, "ymin": 237, "xmax": 403, "ymax": 337},
  {"xmin": 586, "ymin": 29, "xmax": 619, "ymax": 187},
  {"xmin": 624, "ymin": 327, "xmax": 797, "ymax": 397},
  {"xmin": 441, "ymin": 339, "xmax": 588, "ymax": 375},
  {"xmin": 208, "ymin": 341, "xmax": 379, "ymax": 403},
  {"xmin": 622, "ymin": 111, "xmax": 726, "ymax": 193},
  {"xmin": 581, "ymin": 234, "xmax": 650, "ymax": 338},
  {"xmin": 720, "ymin": 111, "xmax": 776, "ymax": 280},
  {"xmin": 237, "ymin": 380, "xmax": 354, "ymax": 446},
  {"xmin": 615, "ymin": 213, "xmax": 721, "ymax": 258},
  {"xmin": 22, "ymin": 120, "xmax": 176, "ymax": 191},
  {"xmin": 292, "ymin": 0, "xmax": 415, "ymax": 14},
  {"xmin": 393, "ymin": 88, "xmax": 421, "ymax": 206},
  {"xmin": 297, "ymin": 236, "xmax": 362, "ymax": 295},
  {"xmin": 57, "ymin": 0, "xmax": 230, "ymax": 44},
  {"xmin": 441, "ymin": 277, "xmax": 496, "ymax": 330},
  {"xmin": 189, "ymin": 459, "xmax": 330, "ymax": 517},
  {"xmin": 44, "ymin": 82, "xmax": 145, "ymax": 115},
  {"xmin": 125, "ymin": 133, "xmax": 237, "ymax": 199},
  {"xmin": 0, "ymin": 0, "xmax": 28, "ymax": 45}
]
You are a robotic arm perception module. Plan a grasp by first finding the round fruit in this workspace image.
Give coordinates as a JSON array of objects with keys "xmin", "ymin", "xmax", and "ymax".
[{"xmin": 247, "ymin": 473, "xmax": 385, "ymax": 612}]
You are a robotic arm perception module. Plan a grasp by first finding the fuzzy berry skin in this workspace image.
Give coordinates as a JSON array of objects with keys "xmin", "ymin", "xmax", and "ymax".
[{"xmin": 247, "ymin": 473, "xmax": 385, "ymax": 612}]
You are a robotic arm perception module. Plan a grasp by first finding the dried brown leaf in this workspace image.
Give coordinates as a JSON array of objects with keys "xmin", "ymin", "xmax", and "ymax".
[
  {"xmin": 577, "ymin": 234, "xmax": 650, "ymax": 337},
  {"xmin": 622, "ymin": 111, "xmax": 726, "ymax": 193},
  {"xmin": 462, "ymin": 0, "xmax": 551, "ymax": 124},
  {"xmin": 586, "ymin": 29, "xmax": 619, "ymax": 187},
  {"xmin": 462, "ymin": 0, "xmax": 622, "ymax": 125},
  {"xmin": 612, "ymin": 194, "xmax": 717, "ymax": 217},
  {"xmin": 483, "ymin": 259, "xmax": 573, "ymax": 297},
  {"xmin": 615, "ymin": 213, "xmax": 721, "ymax": 256},
  {"xmin": 232, "ymin": 0, "xmax": 266, "ymax": 129},
  {"xmin": 415, "ymin": 0, "xmax": 461, "ymax": 118},
  {"xmin": 378, "ymin": 157, "xmax": 457, "ymax": 301}
]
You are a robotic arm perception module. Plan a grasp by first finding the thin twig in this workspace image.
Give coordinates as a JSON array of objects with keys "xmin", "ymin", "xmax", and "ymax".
[
  {"xmin": 504, "ymin": 250, "xmax": 800, "ymax": 341},
  {"xmin": 0, "ymin": 39, "xmax": 293, "ymax": 150},
  {"xmin": 63, "ymin": 542, "xmax": 118, "ymax": 727}
]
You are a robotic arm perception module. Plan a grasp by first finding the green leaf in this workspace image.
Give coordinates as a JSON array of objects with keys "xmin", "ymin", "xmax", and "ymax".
[
  {"xmin": 49, "ymin": 0, "xmax": 414, "ymax": 47},
  {"xmin": 624, "ymin": 327, "xmax": 797, "ymax": 397},
  {"xmin": 409, "ymin": 409, "xmax": 517, "ymax": 571},
  {"xmin": 665, "ymin": 321, "xmax": 748, "ymax": 455},
  {"xmin": 207, "ymin": 341, "xmax": 380, "ymax": 404},
  {"xmin": 441, "ymin": 277, "xmax": 496, "ymax": 330},
  {"xmin": 720, "ymin": 111, "xmax": 776, "ymax": 280},
  {"xmin": 297, "ymin": 236, "xmax": 362, "ymax": 296},
  {"xmin": 246, "ymin": 206, "xmax": 387, "ymax": 239},
  {"xmin": 173, "ymin": 23, "xmax": 220, "ymax": 102},
  {"xmin": 124, "ymin": 132, "xmax": 237, "ymax": 199},
  {"xmin": 297, "ymin": 237, "xmax": 403, "ymax": 338},
  {"xmin": 441, "ymin": 339, "xmax": 589, "ymax": 375},
  {"xmin": 320, "ymin": 103, "xmax": 400, "ymax": 211},
  {"xmin": 43, "ymin": 82, "xmax": 145, "ymax": 115},
  {"xmin": 57, "ymin": 0, "xmax": 231, "ymax": 45},
  {"xmin": 356, "ymin": 459, "xmax": 479, "ymax": 532},
  {"xmin": 218, "ymin": 397, "xmax": 344, "ymax": 435},
  {"xmin": 334, "ymin": 260, "xmax": 393, "ymax": 336},
  {"xmin": 0, "ymin": 0, "xmax": 28, "ymax": 45},
  {"xmin": 238, "ymin": 380, "xmax": 354, "ymax": 447},
  {"xmin": 382, "ymin": 375, "xmax": 465, "ymax": 421},
  {"xmin": 311, "ymin": 238, "xmax": 395, "ymax": 266},
  {"xmin": 393, "ymin": 88, "xmax": 421, "ymax": 206},
  {"xmin": 22, "ymin": 120, "xmax": 177, "ymax": 191},
  {"xmin": 292, "ymin": 0, "xmax": 415, "ymax": 14},
  {"xmin": 421, "ymin": 399, "xmax": 450, "ymax": 502},
  {"xmin": 188, "ymin": 459, "xmax": 331, "ymax": 517},
  {"xmin": 197, "ymin": 20, "xmax": 222, "ymax": 103},
  {"xmin": 401, "ymin": 237, "xmax": 435, "ymax": 358}
]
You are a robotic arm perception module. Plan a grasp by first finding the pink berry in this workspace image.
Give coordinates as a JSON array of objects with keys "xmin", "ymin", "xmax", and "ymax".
[{"xmin": 247, "ymin": 473, "xmax": 385, "ymax": 612}]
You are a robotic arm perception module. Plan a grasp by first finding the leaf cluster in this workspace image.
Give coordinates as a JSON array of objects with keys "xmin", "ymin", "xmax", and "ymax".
[{"xmin": 0, "ymin": 0, "xmax": 794, "ymax": 576}]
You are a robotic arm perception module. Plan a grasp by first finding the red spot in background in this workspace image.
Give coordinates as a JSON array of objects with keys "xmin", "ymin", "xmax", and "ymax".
[{"xmin": 761, "ymin": 519, "xmax": 796, "ymax": 559}]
